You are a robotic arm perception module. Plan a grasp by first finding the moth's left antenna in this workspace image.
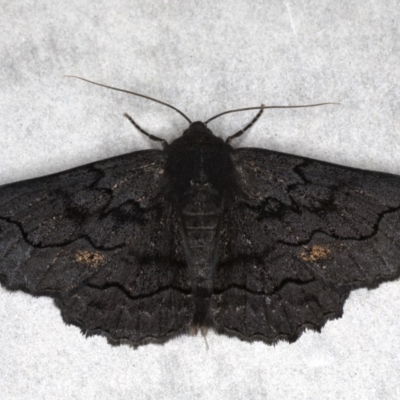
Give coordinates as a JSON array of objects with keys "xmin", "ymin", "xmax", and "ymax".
[{"xmin": 65, "ymin": 76, "xmax": 192, "ymax": 124}]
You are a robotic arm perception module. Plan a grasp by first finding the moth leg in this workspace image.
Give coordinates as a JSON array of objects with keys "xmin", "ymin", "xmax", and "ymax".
[
  {"xmin": 225, "ymin": 106, "xmax": 264, "ymax": 144},
  {"xmin": 124, "ymin": 113, "xmax": 168, "ymax": 148}
]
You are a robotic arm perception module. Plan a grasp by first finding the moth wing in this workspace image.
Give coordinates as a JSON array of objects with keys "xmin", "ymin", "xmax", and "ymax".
[
  {"xmin": 0, "ymin": 150, "xmax": 192, "ymax": 345},
  {"xmin": 212, "ymin": 147, "xmax": 400, "ymax": 342}
]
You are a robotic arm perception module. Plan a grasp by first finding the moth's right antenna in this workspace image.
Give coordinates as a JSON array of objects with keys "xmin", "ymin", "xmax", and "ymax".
[
  {"xmin": 65, "ymin": 75, "xmax": 192, "ymax": 124},
  {"xmin": 205, "ymin": 102, "xmax": 340, "ymax": 124},
  {"xmin": 225, "ymin": 107, "xmax": 265, "ymax": 144}
]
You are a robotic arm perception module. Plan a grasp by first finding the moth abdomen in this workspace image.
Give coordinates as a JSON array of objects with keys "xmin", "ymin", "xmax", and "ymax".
[{"xmin": 179, "ymin": 192, "xmax": 224, "ymax": 329}]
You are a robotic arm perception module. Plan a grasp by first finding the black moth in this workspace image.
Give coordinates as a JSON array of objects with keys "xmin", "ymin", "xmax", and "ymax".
[{"xmin": 1, "ymin": 78, "xmax": 399, "ymax": 347}]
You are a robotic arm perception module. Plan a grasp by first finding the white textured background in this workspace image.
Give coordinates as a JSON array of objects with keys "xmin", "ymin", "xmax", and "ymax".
[{"xmin": 1, "ymin": 1, "xmax": 399, "ymax": 399}]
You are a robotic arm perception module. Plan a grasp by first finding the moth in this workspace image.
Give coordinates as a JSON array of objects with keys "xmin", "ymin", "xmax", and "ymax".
[{"xmin": 1, "ymin": 78, "xmax": 399, "ymax": 347}]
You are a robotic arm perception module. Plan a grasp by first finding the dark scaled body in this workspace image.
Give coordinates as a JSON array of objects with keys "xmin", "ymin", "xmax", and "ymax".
[{"xmin": 166, "ymin": 122, "xmax": 235, "ymax": 330}]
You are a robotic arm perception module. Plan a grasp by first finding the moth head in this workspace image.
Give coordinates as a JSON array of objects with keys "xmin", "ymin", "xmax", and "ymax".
[
  {"xmin": 183, "ymin": 121, "xmax": 215, "ymax": 138},
  {"xmin": 168, "ymin": 121, "xmax": 224, "ymax": 147}
]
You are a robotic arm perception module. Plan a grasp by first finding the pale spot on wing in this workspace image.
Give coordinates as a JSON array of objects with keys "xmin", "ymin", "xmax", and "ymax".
[
  {"xmin": 75, "ymin": 250, "xmax": 105, "ymax": 268},
  {"xmin": 300, "ymin": 245, "xmax": 331, "ymax": 262}
]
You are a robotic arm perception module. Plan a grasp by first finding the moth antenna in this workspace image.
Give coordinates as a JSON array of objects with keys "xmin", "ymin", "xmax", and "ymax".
[
  {"xmin": 65, "ymin": 75, "xmax": 192, "ymax": 124},
  {"xmin": 226, "ymin": 106, "xmax": 264, "ymax": 144},
  {"xmin": 205, "ymin": 102, "xmax": 340, "ymax": 124},
  {"xmin": 124, "ymin": 113, "xmax": 168, "ymax": 148}
]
